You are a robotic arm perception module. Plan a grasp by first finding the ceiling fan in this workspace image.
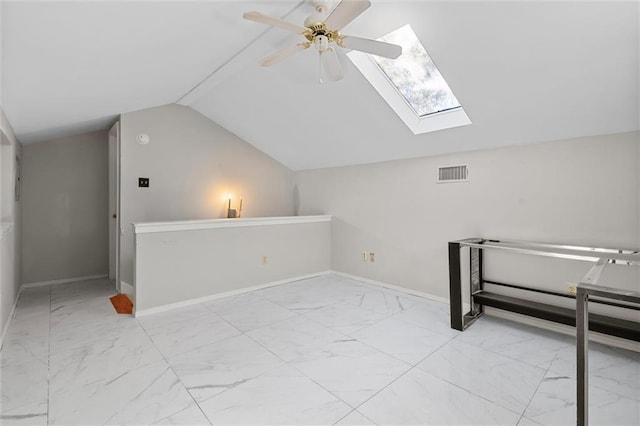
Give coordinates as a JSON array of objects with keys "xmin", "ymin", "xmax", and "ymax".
[{"xmin": 243, "ymin": 0, "xmax": 402, "ymax": 82}]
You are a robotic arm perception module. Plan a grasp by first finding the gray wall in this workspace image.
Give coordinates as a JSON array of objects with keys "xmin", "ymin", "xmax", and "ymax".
[
  {"xmin": 119, "ymin": 104, "xmax": 295, "ymax": 286},
  {"xmin": 296, "ymin": 131, "xmax": 640, "ymax": 300},
  {"xmin": 135, "ymin": 218, "xmax": 331, "ymax": 312},
  {"xmin": 21, "ymin": 130, "xmax": 109, "ymax": 284},
  {"xmin": 0, "ymin": 107, "xmax": 22, "ymax": 338}
]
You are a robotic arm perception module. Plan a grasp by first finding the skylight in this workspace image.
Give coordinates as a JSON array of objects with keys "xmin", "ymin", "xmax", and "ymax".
[
  {"xmin": 347, "ymin": 25, "xmax": 471, "ymax": 135},
  {"xmin": 373, "ymin": 25, "xmax": 461, "ymax": 117}
]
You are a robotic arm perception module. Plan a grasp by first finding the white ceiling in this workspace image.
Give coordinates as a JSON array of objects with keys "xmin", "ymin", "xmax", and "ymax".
[
  {"xmin": 2, "ymin": 1, "xmax": 639, "ymax": 170},
  {"xmin": 1, "ymin": 0, "xmax": 298, "ymax": 143}
]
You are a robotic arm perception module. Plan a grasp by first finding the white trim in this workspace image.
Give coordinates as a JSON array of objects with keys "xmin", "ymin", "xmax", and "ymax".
[
  {"xmin": 22, "ymin": 274, "xmax": 109, "ymax": 288},
  {"xmin": 329, "ymin": 270, "xmax": 450, "ymax": 305},
  {"xmin": 108, "ymin": 121, "xmax": 121, "ymax": 292},
  {"xmin": 133, "ymin": 215, "xmax": 332, "ymax": 234},
  {"xmin": 0, "ymin": 286, "xmax": 22, "ymax": 348},
  {"xmin": 134, "ymin": 272, "xmax": 330, "ymax": 317},
  {"xmin": 485, "ymin": 308, "xmax": 640, "ymax": 353}
]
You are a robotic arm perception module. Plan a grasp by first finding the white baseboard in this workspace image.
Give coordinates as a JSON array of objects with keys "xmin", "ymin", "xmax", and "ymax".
[
  {"xmin": 129, "ymin": 268, "xmax": 640, "ymax": 353},
  {"xmin": 134, "ymin": 272, "xmax": 330, "ymax": 318},
  {"xmin": 22, "ymin": 274, "xmax": 108, "ymax": 288},
  {"xmin": 330, "ymin": 271, "xmax": 639, "ymax": 353},
  {"xmin": 329, "ymin": 270, "xmax": 450, "ymax": 305},
  {"xmin": 0, "ymin": 286, "xmax": 22, "ymax": 348},
  {"xmin": 485, "ymin": 308, "xmax": 640, "ymax": 353}
]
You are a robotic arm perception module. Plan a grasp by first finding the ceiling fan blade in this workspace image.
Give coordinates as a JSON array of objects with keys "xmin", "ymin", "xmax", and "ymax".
[
  {"xmin": 321, "ymin": 48, "xmax": 344, "ymax": 82},
  {"xmin": 243, "ymin": 11, "xmax": 307, "ymax": 33},
  {"xmin": 323, "ymin": 0, "xmax": 371, "ymax": 31},
  {"xmin": 260, "ymin": 43, "xmax": 309, "ymax": 67},
  {"xmin": 340, "ymin": 35, "xmax": 402, "ymax": 59}
]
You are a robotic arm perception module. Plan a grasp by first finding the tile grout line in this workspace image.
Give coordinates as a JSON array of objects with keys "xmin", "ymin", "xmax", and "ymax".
[
  {"xmin": 350, "ymin": 362, "xmax": 421, "ymax": 414},
  {"xmin": 166, "ymin": 318, "xmax": 289, "ymax": 411},
  {"xmin": 196, "ymin": 279, "xmax": 460, "ymax": 418},
  {"xmin": 332, "ymin": 408, "xmax": 379, "ymax": 426},
  {"xmin": 258, "ymin": 318, "xmax": 392, "ymax": 413},
  {"xmin": 137, "ymin": 304, "xmax": 321, "ymax": 422},
  {"xmin": 516, "ymin": 354, "xmax": 556, "ymax": 425},
  {"xmin": 139, "ymin": 307, "xmax": 239, "ymax": 359},
  {"xmin": 200, "ymin": 296, "xmax": 368, "ymax": 416},
  {"xmin": 331, "ymin": 408, "xmax": 358, "ymax": 425},
  {"xmin": 413, "ymin": 336, "xmax": 542, "ymax": 419},
  {"xmin": 543, "ymin": 347, "xmax": 640, "ymax": 403},
  {"xmin": 451, "ymin": 319, "xmax": 576, "ymax": 371},
  {"xmin": 314, "ymin": 299, "xmax": 459, "ymax": 368},
  {"xmin": 52, "ymin": 279, "xmax": 204, "ymax": 424},
  {"xmin": 12, "ymin": 275, "xmax": 639, "ymax": 425},
  {"xmin": 284, "ymin": 359, "xmax": 359, "ymax": 415},
  {"xmin": 350, "ymin": 334, "xmax": 527, "ymax": 421},
  {"xmin": 331, "ymin": 318, "xmax": 459, "ymax": 414},
  {"xmin": 134, "ymin": 314, "xmax": 213, "ymax": 425},
  {"xmin": 141, "ymin": 293, "xmax": 299, "ymax": 411}
]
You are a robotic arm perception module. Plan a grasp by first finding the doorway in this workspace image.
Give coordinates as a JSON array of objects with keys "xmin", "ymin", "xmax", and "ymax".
[{"xmin": 108, "ymin": 121, "xmax": 120, "ymax": 292}]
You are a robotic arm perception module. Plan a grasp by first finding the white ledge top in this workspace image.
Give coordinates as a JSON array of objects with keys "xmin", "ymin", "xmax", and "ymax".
[{"xmin": 133, "ymin": 215, "xmax": 332, "ymax": 234}]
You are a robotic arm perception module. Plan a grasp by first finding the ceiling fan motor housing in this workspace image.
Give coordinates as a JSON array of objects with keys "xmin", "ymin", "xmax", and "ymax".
[
  {"xmin": 243, "ymin": 0, "xmax": 400, "ymax": 79},
  {"xmin": 304, "ymin": 22, "xmax": 341, "ymax": 47}
]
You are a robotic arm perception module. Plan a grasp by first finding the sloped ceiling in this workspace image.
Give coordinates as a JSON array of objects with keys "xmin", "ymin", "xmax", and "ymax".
[
  {"xmin": 2, "ymin": 1, "xmax": 639, "ymax": 170},
  {"xmin": 0, "ymin": 0, "xmax": 299, "ymax": 143}
]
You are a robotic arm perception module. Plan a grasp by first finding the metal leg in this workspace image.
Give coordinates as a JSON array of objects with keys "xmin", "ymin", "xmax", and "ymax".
[
  {"xmin": 449, "ymin": 242, "xmax": 463, "ymax": 330},
  {"xmin": 470, "ymin": 247, "xmax": 482, "ymax": 317},
  {"xmin": 576, "ymin": 288, "xmax": 589, "ymax": 426}
]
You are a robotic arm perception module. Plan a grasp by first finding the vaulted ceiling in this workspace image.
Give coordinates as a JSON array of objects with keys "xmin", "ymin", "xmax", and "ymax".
[{"xmin": 2, "ymin": 1, "xmax": 638, "ymax": 170}]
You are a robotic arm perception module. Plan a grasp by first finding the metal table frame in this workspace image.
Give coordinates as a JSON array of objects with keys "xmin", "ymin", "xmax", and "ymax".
[
  {"xmin": 448, "ymin": 238, "xmax": 640, "ymax": 425},
  {"xmin": 448, "ymin": 238, "xmax": 639, "ymax": 331},
  {"xmin": 576, "ymin": 274, "xmax": 640, "ymax": 425}
]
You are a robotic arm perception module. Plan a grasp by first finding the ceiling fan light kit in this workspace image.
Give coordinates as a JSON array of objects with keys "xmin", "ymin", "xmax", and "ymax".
[{"xmin": 243, "ymin": 0, "xmax": 402, "ymax": 82}]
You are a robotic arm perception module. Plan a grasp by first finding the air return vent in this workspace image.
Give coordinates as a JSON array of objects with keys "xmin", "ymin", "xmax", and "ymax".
[{"xmin": 438, "ymin": 165, "xmax": 468, "ymax": 183}]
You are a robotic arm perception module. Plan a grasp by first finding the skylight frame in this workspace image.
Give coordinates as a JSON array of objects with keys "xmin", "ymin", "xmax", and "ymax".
[{"xmin": 347, "ymin": 25, "xmax": 471, "ymax": 135}]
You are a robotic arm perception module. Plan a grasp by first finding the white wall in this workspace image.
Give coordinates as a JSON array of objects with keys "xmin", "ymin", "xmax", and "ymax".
[
  {"xmin": 0, "ymin": 107, "xmax": 22, "ymax": 340},
  {"xmin": 134, "ymin": 217, "xmax": 331, "ymax": 313},
  {"xmin": 21, "ymin": 130, "xmax": 109, "ymax": 284},
  {"xmin": 119, "ymin": 104, "xmax": 295, "ymax": 287},
  {"xmin": 296, "ymin": 132, "xmax": 640, "ymax": 300}
]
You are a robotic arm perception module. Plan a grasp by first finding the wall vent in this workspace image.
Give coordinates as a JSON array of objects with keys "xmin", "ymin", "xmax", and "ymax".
[{"xmin": 437, "ymin": 165, "xmax": 468, "ymax": 183}]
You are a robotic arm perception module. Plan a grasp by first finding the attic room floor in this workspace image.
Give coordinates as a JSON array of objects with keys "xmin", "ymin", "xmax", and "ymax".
[{"xmin": 1, "ymin": 275, "xmax": 638, "ymax": 425}]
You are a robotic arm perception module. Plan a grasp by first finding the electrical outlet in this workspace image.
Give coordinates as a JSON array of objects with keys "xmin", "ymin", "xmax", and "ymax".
[
  {"xmin": 361, "ymin": 252, "xmax": 367, "ymax": 261},
  {"xmin": 369, "ymin": 252, "xmax": 375, "ymax": 262},
  {"xmin": 262, "ymin": 255, "xmax": 268, "ymax": 265},
  {"xmin": 567, "ymin": 283, "xmax": 577, "ymax": 296}
]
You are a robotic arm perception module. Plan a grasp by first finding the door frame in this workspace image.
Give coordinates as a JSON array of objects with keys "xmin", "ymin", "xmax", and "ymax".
[{"xmin": 108, "ymin": 121, "xmax": 121, "ymax": 292}]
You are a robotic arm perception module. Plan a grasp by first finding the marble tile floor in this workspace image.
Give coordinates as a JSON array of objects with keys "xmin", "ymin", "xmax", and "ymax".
[{"xmin": 0, "ymin": 275, "xmax": 638, "ymax": 425}]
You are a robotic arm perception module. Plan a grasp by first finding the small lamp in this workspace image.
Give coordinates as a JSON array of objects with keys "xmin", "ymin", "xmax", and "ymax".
[{"xmin": 226, "ymin": 194, "xmax": 243, "ymax": 218}]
